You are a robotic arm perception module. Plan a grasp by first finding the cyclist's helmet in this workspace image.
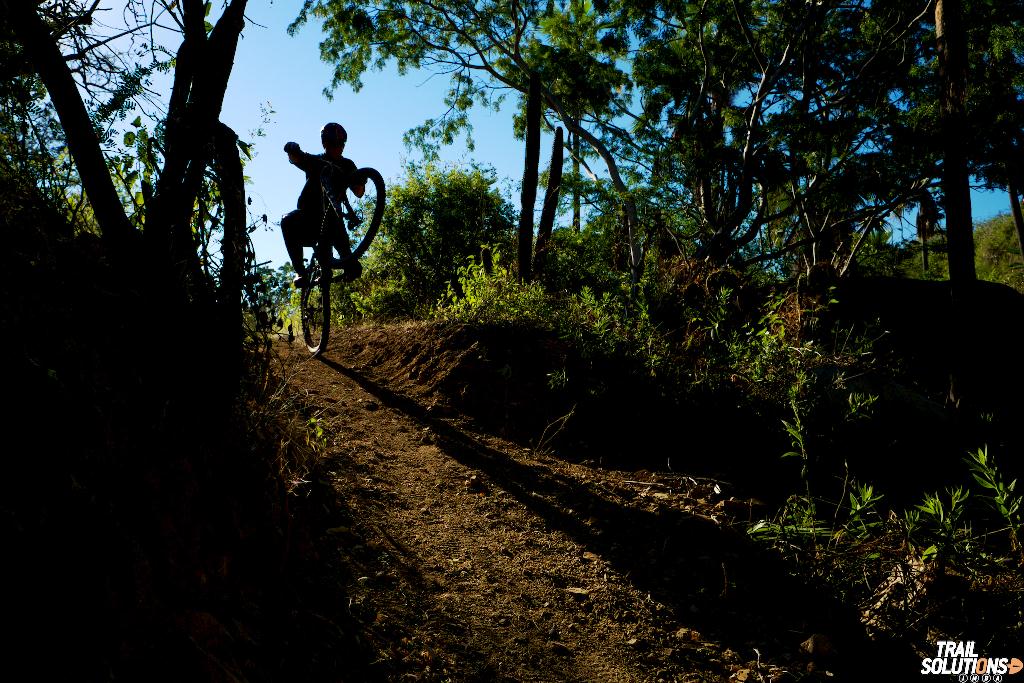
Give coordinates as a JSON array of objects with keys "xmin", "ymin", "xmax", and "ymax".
[{"xmin": 321, "ymin": 122, "xmax": 347, "ymax": 149}]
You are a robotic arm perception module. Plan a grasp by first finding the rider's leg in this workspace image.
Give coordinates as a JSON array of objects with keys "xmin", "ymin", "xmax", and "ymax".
[
  {"xmin": 332, "ymin": 222, "xmax": 363, "ymax": 281},
  {"xmin": 328, "ymin": 210, "xmax": 352, "ymax": 259},
  {"xmin": 282, "ymin": 210, "xmax": 317, "ymax": 285}
]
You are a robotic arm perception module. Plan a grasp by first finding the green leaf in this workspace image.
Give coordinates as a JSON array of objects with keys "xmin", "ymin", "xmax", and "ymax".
[
  {"xmin": 972, "ymin": 472, "xmax": 996, "ymax": 489},
  {"xmin": 205, "ymin": 20, "xmax": 213, "ymax": 33},
  {"xmin": 747, "ymin": 520, "xmax": 768, "ymax": 534},
  {"xmin": 131, "ymin": 116, "xmax": 142, "ymax": 128},
  {"xmin": 124, "ymin": 131, "xmax": 136, "ymax": 147}
]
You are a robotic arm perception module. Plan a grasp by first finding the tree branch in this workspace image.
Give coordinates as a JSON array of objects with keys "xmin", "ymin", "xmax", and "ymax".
[{"xmin": 5, "ymin": 1, "xmax": 136, "ymax": 253}]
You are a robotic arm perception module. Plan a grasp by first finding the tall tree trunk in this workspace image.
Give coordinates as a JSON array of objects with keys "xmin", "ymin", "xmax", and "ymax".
[
  {"xmin": 5, "ymin": 2, "xmax": 136, "ymax": 255},
  {"xmin": 148, "ymin": 0, "xmax": 249, "ymax": 304},
  {"xmin": 1009, "ymin": 177, "xmax": 1024, "ymax": 260},
  {"xmin": 534, "ymin": 127, "xmax": 564, "ymax": 281},
  {"xmin": 518, "ymin": 72, "xmax": 541, "ymax": 283},
  {"xmin": 917, "ymin": 190, "xmax": 939, "ymax": 273},
  {"xmin": 213, "ymin": 123, "xmax": 246, "ymax": 394},
  {"xmin": 935, "ymin": 0, "xmax": 976, "ymax": 406},
  {"xmin": 542, "ymin": 89, "xmax": 642, "ymax": 288},
  {"xmin": 936, "ymin": 0, "xmax": 975, "ymax": 284},
  {"xmin": 571, "ymin": 131, "xmax": 581, "ymax": 232}
]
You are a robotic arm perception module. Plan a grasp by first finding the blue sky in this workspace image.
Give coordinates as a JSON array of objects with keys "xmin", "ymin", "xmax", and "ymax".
[{"xmin": 142, "ymin": 3, "xmax": 1014, "ymax": 268}]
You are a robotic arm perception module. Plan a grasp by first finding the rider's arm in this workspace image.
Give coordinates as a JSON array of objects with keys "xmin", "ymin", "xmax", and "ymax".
[
  {"xmin": 284, "ymin": 142, "xmax": 320, "ymax": 173},
  {"xmin": 342, "ymin": 158, "xmax": 365, "ymax": 197}
]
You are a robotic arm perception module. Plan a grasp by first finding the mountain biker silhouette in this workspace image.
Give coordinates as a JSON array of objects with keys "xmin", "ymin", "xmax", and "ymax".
[{"xmin": 282, "ymin": 122, "xmax": 366, "ymax": 287}]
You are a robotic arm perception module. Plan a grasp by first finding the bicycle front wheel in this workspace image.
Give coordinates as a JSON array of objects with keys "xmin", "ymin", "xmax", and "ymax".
[
  {"xmin": 300, "ymin": 251, "xmax": 331, "ymax": 356},
  {"xmin": 348, "ymin": 167, "xmax": 385, "ymax": 260}
]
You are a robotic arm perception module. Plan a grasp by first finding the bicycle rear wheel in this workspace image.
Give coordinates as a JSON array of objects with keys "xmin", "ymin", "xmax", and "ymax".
[{"xmin": 300, "ymin": 251, "xmax": 330, "ymax": 356}]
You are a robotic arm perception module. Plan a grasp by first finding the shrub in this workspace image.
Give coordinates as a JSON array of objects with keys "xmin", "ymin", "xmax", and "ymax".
[
  {"xmin": 436, "ymin": 252, "xmax": 553, "ymax": 328},
  {"xmin": 358, "ymin": 162, "xmax": 516, "ymax": 319},
  {"xmin": 539, "ymin": 226, "xmax": 621, "ymax": 296}
]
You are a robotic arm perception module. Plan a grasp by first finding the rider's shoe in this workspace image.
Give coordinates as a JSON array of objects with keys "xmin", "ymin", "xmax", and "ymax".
[
  {"xmin": 341, "ymin": 259, "xmax": 363, "ymax": 282},
  {"xmin": 335, "ymin": 260, "xmax": 360, "ymax": 284}
]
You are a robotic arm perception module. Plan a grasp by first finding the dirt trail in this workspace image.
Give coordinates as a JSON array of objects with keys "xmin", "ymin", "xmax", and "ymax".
[{"xmin": 282, "ymin": 325, "xmax": 858, "ymax": 682}]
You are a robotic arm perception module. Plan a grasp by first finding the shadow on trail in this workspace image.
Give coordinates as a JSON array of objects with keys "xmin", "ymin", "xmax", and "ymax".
[{"xmin": 318, "ymin": 356, "xmax": 917, "ymax": 679}]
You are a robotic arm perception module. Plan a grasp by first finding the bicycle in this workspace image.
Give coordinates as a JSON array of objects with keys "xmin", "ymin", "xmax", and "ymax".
[{"xmin": 299, "ymin": 162, "xmax": 385, "ymax": 355}]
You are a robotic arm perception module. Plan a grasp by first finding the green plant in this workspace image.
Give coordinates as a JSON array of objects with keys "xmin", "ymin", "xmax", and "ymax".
[
  {"xmin": 704, "ymin": 286, "xmax": 733, "ymax": 342},
  {"xmin": 244, "ymin": 263, "xmax": 298, "ymax": 334},
  {"xmin": 349, "ymin": 275, "xmax": 423, "ymax": 320},
  {"xmin": 540, "ymin": 227, "xmax": 621, "ymax": 296},
  {"xmin": 724, "ymin": 291, "xmax": 817, "ymax": 404},
  {"xmin": 307, "ymin": 415, "xmax": 328, "ymax": 450},
  {"xmin": 781, "ymin": 401, "xmax": 809, "ymax": 482},
  {"xmin": 436, "ymin": 251, "xmax": 553, "ymax": 327},
  {"xmin": 911, "ymin": 486, "xmax": 973, "ymax": 565},
  {"xmin": 966, "ymin": 446, "xmax": 1023, "ymax": 557},
  {"xmin": 846, "ymin": 391, "xmax": 878, "ymax": 421},
  {"xmin": 747, "ymin": 493, "xmax": 833, "ymax": 561},
  {"xmin": 564, "ymin": 287, "xmax": 617, "ymax": 351},
  {"xmin": 846, "ymin": 483, "xmax": 885, "ymax": 539},
  {"xmin": 561, "ymin": 283, "xmax": 672, "ymax": 378},
  {"xmin": 547, "ymin": 367, "xmax": 569, "ymax": 391}
]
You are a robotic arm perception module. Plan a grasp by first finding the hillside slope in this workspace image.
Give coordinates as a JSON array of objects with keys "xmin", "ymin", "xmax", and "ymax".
[{"xmin": 282, "ymin": 323, "xmax": 916, "ymax": 682}]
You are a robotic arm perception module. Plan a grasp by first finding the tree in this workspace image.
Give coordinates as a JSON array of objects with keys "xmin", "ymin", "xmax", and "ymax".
[
  {"xmin": 628, "ymin": 0, "xmax": 943, "ymax": 272},
  {"xmin": 973, "ymin": 213, "xmax": 1024, "ymax": 293},
  {"xmin": 4, "ymin": 0, "xmax": 255, "ymax": 402},
  {"xmin": 2, "ymin": 7, "xmax": 289, "ymax": 677},
  {"xmin": 0, "ymin": 32, "xmax": 85, "ymax": 228},
  {"xmin": 923, "ymin": 0, "xmax": 1024, "ymax": 404},
  {"xmin": 955, "ymin": 0, "xmax": 1024, "ymax": 260},
  {"xmin": 5, "ymin": 2, "xmax": 138, "ymax": 252},
  {"xmin": 934, "ymin": 0, "xmax": 975, "ymax": 406},
  {"xmin": 1010, "ymin": 184, "xmax": 1024, "ymax": 259}
]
